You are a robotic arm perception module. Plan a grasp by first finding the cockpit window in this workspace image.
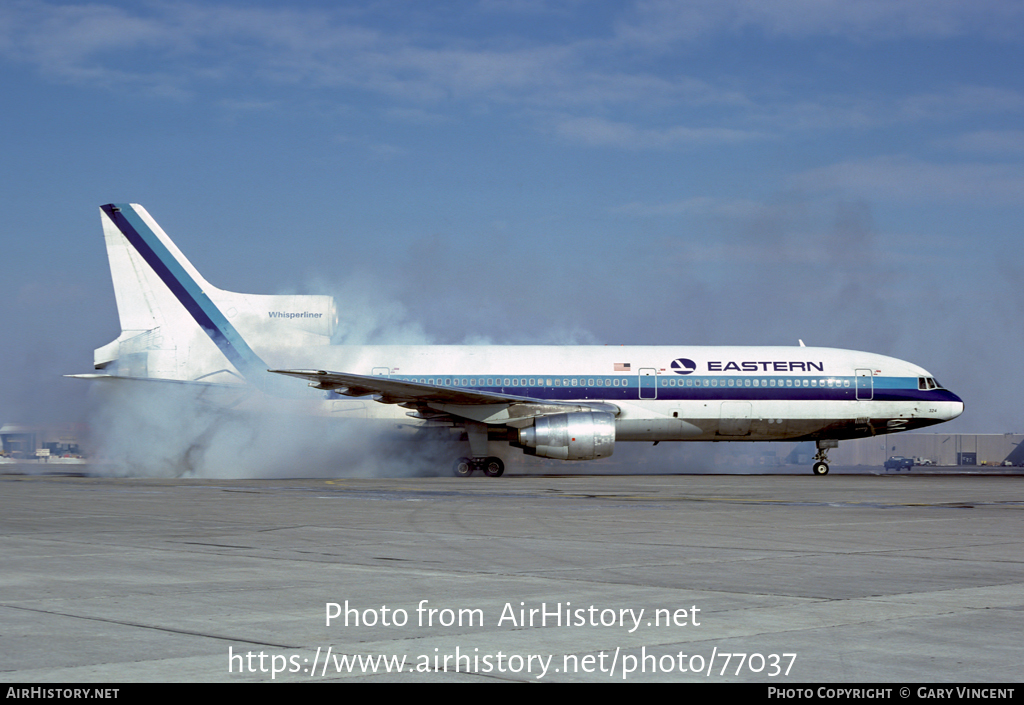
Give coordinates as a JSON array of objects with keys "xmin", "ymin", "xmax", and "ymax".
[{"xmin": 919, "ymin": 377, "xmax": 941, "ymax": 390}]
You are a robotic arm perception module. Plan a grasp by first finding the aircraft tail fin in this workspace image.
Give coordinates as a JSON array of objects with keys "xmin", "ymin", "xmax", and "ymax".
[{"xmin": 94, "ymin": 204, "xmax": 336, "ymax": 389}]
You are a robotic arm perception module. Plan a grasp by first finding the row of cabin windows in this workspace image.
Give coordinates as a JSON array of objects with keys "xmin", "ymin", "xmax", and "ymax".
[
  {"xmin": 407, "ymin": 377, "xmax": 629, "ymax": 387},
  {"xmin": 663, "ymin": 377, "xmax": 852, "ymax": 388},
  {"xmin": 401, "ymin": 376, "xmax": 856, "ymax": 389}
]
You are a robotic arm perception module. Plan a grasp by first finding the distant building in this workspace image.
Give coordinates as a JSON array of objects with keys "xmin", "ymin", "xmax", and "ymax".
[
  {"xmin": 0, "ymin": 424, "xmax": 83, "ymax": 459},
  {"xmin": 780, "ymin": 433, "xmax": 1023, "ymax": 467},
  {"xmin": 832, "ymin": 433, "xmax": 1023, "ymax": 467}
]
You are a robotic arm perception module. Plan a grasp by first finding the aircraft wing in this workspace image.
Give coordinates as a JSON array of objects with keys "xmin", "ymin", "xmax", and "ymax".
[{"xmin": 269, "ymin": 368, "xmax": 618, "ymax": 425}]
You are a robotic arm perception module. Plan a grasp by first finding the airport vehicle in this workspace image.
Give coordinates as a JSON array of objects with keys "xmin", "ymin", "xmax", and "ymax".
[
  {"xmin": 885, "ymin": 456, "xmax": 915, "ymax": 471},
  {"xmin": 70, "ymin": 204, "xmax": 965, "ymax": 476}
]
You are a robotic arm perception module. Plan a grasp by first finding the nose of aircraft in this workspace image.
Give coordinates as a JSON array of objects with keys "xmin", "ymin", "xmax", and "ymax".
[{"xmin": 944, "ymin": 390, "xmax": 965, "ymax": 420}]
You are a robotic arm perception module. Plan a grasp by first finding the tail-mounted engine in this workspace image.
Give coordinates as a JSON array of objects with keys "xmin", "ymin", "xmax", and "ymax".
[{"xmin": 517, "ymin": 411, "xmax": 615, "ymax": 461}]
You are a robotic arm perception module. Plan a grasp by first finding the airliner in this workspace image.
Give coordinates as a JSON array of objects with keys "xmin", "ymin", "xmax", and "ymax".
[{"xmin": 70, "ymin": 203, "xmax": 964, "ymax": 476}]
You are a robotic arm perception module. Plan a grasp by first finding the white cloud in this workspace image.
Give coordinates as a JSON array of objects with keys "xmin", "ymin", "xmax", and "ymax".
[
  {"xmin": 946, "ymin": 130, "xmax": 1024, "ymax": 155},
  {"xmin": 612, "ymin": 196, "xmax": 764, "ymax": 217},
  {"xmin": 1, "ymin": 1, "xmax": 1020, "ymax": 151},
  {"xmin": 898, "ymin": 86, "xmax": 1024, "ymax": 123},
  {"xmin": 554, "ymin": 116, "xmax": 761, "ymax": 149},
  {"xmin": 791, "ymin": 156, "xmax": 1024, "ymax": 206},
  {"xmin": 616, "ymin": 0, "xmax": 1024, "ymax": 46}
]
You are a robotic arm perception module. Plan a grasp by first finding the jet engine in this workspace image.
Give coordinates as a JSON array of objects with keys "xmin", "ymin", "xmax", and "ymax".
[{"xmin": 517, "ymin": 411, "xmax": 615, "ymax": 460}]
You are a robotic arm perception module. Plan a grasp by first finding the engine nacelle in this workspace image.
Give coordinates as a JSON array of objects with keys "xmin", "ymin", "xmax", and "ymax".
[{"xmin": 518, "ymin": 411, "xmax": 615, "ymax": 461}]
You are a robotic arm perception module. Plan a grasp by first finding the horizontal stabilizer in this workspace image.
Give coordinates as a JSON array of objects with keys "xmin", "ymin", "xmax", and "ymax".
[{"xmin": 65, "ymin": 373, "xmax": 245, "ymax": 389}]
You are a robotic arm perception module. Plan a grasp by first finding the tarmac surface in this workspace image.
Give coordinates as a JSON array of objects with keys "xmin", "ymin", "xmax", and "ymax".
[{"xmin": 1, "ymin": 468, "xmax": 1022, "ymax": 683}]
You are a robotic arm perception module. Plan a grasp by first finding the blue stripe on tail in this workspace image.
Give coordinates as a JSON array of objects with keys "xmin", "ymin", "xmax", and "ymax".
[{"xmin": 101, "ymin": 203, "xmax": 268, "ymax": 380}]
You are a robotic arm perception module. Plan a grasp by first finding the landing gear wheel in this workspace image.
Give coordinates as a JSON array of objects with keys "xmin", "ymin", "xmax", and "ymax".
[
  {"xmin": 452, "ymin": 457, "xmax": 474, "ymax": 477},
  {"xmin": 811, "ymin": 439, "xmax": 836, "ymax": 476},
  {"xmin": 482, "ymin": 457, "xmax": 504, "ymax": 478}
]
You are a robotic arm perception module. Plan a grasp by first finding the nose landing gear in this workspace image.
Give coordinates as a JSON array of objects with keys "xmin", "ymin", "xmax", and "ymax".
[{"xmin": 811, "ymin": 439, "xmax": 838, "ymax": 475}]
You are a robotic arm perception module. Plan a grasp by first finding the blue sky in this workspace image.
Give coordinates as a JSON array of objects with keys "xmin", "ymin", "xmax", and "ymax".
[{"xmin": 1, "ymin": 0, "xmax": 1022, "ymax": 433}]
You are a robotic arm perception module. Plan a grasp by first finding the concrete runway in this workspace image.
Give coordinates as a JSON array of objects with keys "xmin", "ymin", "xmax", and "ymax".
[{"xmin": 1, "ymin": 470, "xmax": 1022, "ymax": 683}]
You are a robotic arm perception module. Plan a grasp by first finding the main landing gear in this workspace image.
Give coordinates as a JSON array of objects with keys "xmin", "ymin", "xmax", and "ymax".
[
  {"xmin": 811, "ymin": 439, "xmax": 838, "ymax": 475},
  {"xmin": 452, "ymin": 456, "xmax": 505, "ymax": 478},
  {"xmin": 452, "ymin": 422, "xmax": 504, "ymax": 477}
]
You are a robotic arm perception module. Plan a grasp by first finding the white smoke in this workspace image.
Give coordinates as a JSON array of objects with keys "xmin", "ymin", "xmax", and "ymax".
[
  {"xmin": 87, "ymin": 380, "xmax": 461, "ymax": 478},
  {"xmin": 315, "ymin": 273, "xmax": 435, "ymax": 346}
]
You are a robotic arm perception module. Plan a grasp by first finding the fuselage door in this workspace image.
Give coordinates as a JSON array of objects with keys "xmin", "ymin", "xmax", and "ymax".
[
  {"xmin": 719, "ymin": 402, "xmax": 752, "ymax": 436},
  {"xmin": 639, "ymin": 368, "xmax": 657, "ymax": 399},
  {"xmin": 855, "ymin": 369, "xmax": 873, "ymax": 400}
]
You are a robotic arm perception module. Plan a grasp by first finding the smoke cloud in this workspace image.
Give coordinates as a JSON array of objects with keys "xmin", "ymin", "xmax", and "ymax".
[{"xmin": 86, "ymin": 380, "xmax": 459, "ymax": 478}]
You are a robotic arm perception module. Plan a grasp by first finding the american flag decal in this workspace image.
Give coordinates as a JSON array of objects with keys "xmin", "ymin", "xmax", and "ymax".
[{"xmin": 614, "ymin": 363, "xmax": 631, "ymax": 371}]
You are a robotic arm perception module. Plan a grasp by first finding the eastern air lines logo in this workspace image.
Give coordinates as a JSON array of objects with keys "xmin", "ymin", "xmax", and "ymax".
[{"xmin": 671, "ymin": 358, "xmax": 697, "ymax": 375}]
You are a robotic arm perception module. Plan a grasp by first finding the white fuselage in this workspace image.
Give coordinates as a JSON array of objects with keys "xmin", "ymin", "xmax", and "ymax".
[{"xmin": 256, "ymin": 344, "xmax": 963, "ymax": 443}]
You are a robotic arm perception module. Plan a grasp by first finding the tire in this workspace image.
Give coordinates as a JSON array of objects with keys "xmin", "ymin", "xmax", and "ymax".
[
  {"xmin": 812, "ymin": 461, "xmax": 829, "ymax": 476},
  {"xmin": 452, "ymin": 457, "xmax": 474, "ymax": 477},
  {"xmin": 482, "ymin": 457, "xmax": 504, "ymax": 478}
]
